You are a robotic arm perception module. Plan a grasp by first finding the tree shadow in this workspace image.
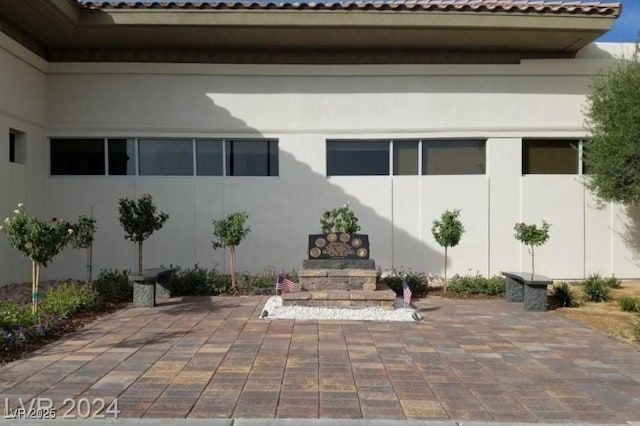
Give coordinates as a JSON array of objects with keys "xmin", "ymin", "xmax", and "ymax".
[{"xmin": 618, "ymin": 205, "xmax": 640, "ymax": 265}]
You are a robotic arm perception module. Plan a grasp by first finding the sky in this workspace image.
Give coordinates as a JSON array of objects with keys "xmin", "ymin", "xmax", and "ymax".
[{"xmin": 598, "ymin": 0, "xmax": 640, "ymax": 42}]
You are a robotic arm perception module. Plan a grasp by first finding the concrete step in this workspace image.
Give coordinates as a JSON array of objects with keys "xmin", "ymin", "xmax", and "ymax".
[{"xmin": 281, "ymin": 283, "xmax": 397, "ymax": 309}]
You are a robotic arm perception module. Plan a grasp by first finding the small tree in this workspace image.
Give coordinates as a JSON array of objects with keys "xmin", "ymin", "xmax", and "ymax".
[
  {"xmin": 320, "ymin": 204, "xmax": 361, "ymax": 234},
  {"xmin": 584, "ymin": 47, "xmax": 640, "ymax": 205},
  {"xmin": 212, "ymin": 212, "xmax": 250, "ymax": 290},
  {"xmin": 0, "ymin": 204, "xmax": 74, "ymax": 313},
  {"xmin": 70, "ymin": 214, "xmax": 97, "ymax": 282},
  {"xmin": 514, "ymin": 221, "xmax": 550, "ymax": 276},
  {"xmin": 431, "ymin": 209, "xmax": 465, "ymax": 292},
  {"xmin": 118, "ymin": 194, "xmax": 169, "ymax": 272}
]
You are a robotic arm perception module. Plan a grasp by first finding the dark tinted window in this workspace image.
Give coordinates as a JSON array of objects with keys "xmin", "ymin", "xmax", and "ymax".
[
  {"xmin": 139, "ymin": 139, "xmax": 193, "ymax": 176},
  {"xmin": 108, "ymin": 138, "xmax": 136, "ymax": 175},
  {"xmin": 523, "ymin": 139, "xmax": 578, "ymax": 174},
  {"xmin": 327, "ymin": 141, "xmax": 389, "ymax": 176},
  {"xmin": 393, "ymin": 140, "xmax": 418, "ymax": 175},
  {"xmin": 422, "ymin": 140, "xmax": 486, "ymax": 175},
  {"xmin": 226, "ymin": 140, "xmax": 278, "ymax": 176},
  {"xmin": 9, "ymin": 131, "xmax": 15, "ymax": 163},
  {"xmin": 196, "ymin": 139, "xmax": 223, "ymax": 176},
  {"xmin": 51, "ymin": 138, "xmax": 105, "ymax": 175}
]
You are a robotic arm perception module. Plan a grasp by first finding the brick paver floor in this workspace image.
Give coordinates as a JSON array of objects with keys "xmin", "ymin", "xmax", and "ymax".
[{"xmin": 1, "ymin": 296, "xmax": 639, "ymax": 422}]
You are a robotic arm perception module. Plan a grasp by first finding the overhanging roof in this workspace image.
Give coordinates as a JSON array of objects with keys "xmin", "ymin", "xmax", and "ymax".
[{"xmin": 0, "ymin": 0, "xmax": 622, "ymax": 64}]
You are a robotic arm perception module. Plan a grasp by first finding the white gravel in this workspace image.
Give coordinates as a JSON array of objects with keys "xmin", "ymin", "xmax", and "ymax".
[{"xmin": 259, "ymin": 296, "xmax": 421, "ymax": 321}]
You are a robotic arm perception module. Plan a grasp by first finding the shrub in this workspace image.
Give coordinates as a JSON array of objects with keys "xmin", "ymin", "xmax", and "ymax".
[
  {"xmin": 618, "ymin": 296, "xmax": 640, "ymax": 313},
  {"xmin": 549, "ymin": 282, "xmax": 578, "ymax": 308},
  {"xmin": 40, "ymin": 282, "xmax": 98, "ymax": 319},
  {"xmin": 239, "ymin": 269, "xmax": 278, "ymax": 296},
  {"xmin": 94, "ymin": 269, "xmax": 132, "ymax": 304},
  {"xmin": 602, "ymin": 275, "xmax": 622, "ymax": 289},
  {"xmin": 169, "ymin": 265, "xmax": 232, "ymax": 296},
  {"xmin": 378, "ymin": 268, "xmax": 428, "ymax": 297},
  {"xmin": 447, "ymin": 274, "xmax": 505, "ymax": 296},
  {"xmin": 633, "ymin": 315, "xmax": 640, "ymax": 343},
  {"xmin": 320, "ymin": 204, "xmax": 360, "ymax": 234},
  {"xmin": 583, "ymin": 274, "xmax": 611, "ymax": 302}
]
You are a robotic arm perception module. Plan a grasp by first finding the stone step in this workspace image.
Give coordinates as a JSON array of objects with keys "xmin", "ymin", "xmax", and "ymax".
[{"xmin": 281, "ymin": 283, "xmax": 397, "ymax": 310}]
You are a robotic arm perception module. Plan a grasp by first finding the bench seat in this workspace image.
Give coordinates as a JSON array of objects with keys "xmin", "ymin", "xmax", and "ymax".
[
  {"xmin": 130, "ymin": 267, "xmax": 176, "ymax": 307},
  {"xmin": 501, "ymin": 271, "xmax": 552, "ymax": 312}
]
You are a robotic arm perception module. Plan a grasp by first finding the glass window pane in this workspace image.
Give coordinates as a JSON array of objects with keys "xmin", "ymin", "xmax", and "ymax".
[
  {"xmin": 108, "ymin": 138, "xmax": 136, "ymax": 175},
  {"xmin": 327, "ymin": 140, "xmax": 389, "ymax": 176},
  {"xmin": 523, "ymin": 139, "xmax": 578, "ymax": 174},
  {"xmin": 51, "ymin": 138, "xmax": 105, "ymax": 175},
  {"xmin": 422, "ymin": 140, "xmax": 485, "ymax": 175},
  {"xmin": 393, "ymin": 140, "xmax": 418, "ymax": 175},
  {"xmin": 139, "ymin": 139, "xmax": 193, "ymax": 176},
  {"xmin": 226, "ymin": 140, "xmax": 278, "ymax": 176},
  {"xmin": 196, "ymin": 139, "xmax": 223, "ymax": 176},
  {"xmin": 9, "ymin": 132, "xmax": 15, "ymax": 163}
]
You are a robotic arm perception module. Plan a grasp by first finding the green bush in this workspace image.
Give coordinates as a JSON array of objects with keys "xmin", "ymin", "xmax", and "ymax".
[
  {"xmin": 378, "ymin": 269, "xmax": 428, "ymax": 298},
  {"xmin": 633, "ymin": 315, "xmax": 640, "ymax": 343},
  {"xmin": 549, "ymin": 282, "xmax": 578, "ymax": 308},
  {"xmin": 583, "ymin": 274, "xmax": 611, "ymax": 302},
  {"xmin": 94, "ymin": 269, "xmax": 132, "ymax": 304},
  {"xmin": 169, "ymin": 265, "xmax": 232, "ymax": 296},
  {"xmin": 0, "ymin": 300, "xmax": 37, "ymax": 331},
  {"xmin": 447, "ymin": 275, "xmax": 505, "ymax": 296},
  {"xmin": 618, "ymin": 296, "xmax": 640, "ymax": 313},
  {"xmin": 602, "ymin": 275, "xmax": 622, "ymax": 289},
  {"xmin": 41, "ymin": 282, "xmax": 98, "ymax": 319}
]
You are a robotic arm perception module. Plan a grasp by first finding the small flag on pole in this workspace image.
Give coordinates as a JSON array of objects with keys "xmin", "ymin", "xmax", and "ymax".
[
  {"xmin": 274, "ymin": 272, "xmax": 284, "ymax": 295},
  {"xmin": 403, "ymin": 279, "xmax": 412, "ymax": 307},
  {"xmin": 280, "ymin": 277, "xmax": 296, "ymax": 293}
]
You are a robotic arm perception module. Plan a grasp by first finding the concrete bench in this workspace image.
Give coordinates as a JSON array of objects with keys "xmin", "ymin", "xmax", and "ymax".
[
  {"xmin": 501, "ymin": 271, "xmax": 552, "ymax": 312},
  {"xmin": 130, "ymin": 267, "xmax": 176, "ymax": 307}
]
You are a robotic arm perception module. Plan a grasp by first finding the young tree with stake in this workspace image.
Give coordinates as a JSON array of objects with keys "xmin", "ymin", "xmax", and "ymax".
[
  {"xmin": 118, "ymin": 194, "xmax": 169, "ymax": 272},
  {"xmin": 431, "ymin": 209, "xmax": 465, "ymax": 292},
  {"xmin": 514, "ymin": 221, "xmax": 550, "ymax": 276},
  {"xmin": 212, "ymin": 212, "xmax": 250, "ymax": 290}
]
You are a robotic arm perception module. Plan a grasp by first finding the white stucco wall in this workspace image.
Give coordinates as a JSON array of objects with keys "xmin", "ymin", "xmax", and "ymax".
[
  {"xmin": 0, "ymin": 32, "xmax": 48, "ymax": 284},
  {"xmin": 1, "ymin": 36, "xmax": 638, "ymax": 284}
]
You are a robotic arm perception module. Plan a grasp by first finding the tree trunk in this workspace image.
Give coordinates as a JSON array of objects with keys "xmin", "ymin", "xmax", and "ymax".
[
  {"xmin": 444, "ymin": 246, "xmax": 448, "ymax": 292},
  {"xmin": 230, "ymin": 245, "xmax": 237, "ymax": 289},
  {"xmin": 531, "ymin": 246, "xmax": 535, "ymax": 276},
  {"xmin": 138, "ymin": 241, "xmax": 143, "ymax": 272},
  {"xmin": 35, "ymin": 262, "xmax": 40, "ymax": 313},
  {"xmin": 87, "ymin": 245, "xmax": 93, "ymax": 282}
]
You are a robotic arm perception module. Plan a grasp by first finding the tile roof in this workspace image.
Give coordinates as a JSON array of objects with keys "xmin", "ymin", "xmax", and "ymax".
[{"xmin": 74, "ymin": 0, "xmax": 622, "ymax": 16}]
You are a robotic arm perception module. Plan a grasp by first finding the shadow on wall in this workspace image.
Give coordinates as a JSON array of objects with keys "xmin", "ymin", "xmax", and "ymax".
[
  {"xmin": 44, "ymin": 95, "xmax": 446, "ymax": 282},
  {"xmin": 620, "ymin": 205, "xmax": 640, "ymax": 266}
]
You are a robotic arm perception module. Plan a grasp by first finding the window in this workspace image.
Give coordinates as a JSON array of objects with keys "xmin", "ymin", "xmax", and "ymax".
[
  {"xmin": 422, "ymin": 140, "xmax": 485, "ymax": 175},
  {"xmin": 108, "ymin": 138, "xmax": 136, "ymax": 175},
  {"xmin": 139, "ymin": 139, "xmax": 193, "ymax": 176},
  {"xmin": 393, "ymin": 140, "xmax": 419, "ymax": 175},
  {"xmin": 327, "ymin": 140, "xmax": 389, "ymax": 176},
  {"xmin": 225, "ymin": 139, "xmax": 278, "ymax": 177},
  {"xmin": 327, "ymin": 139, "xmax": 486, "ymax": 176},
  {"xmin": 50, "ymin": 137, "xmax": 278, "ymax": 177},
  {"xmin": 9, "ymin": 129, "xmax": 25, "ymax": 164},
  {"xmin": 523, "ymin": 139, "xmax": 579, "ymax": 174},
  {"xmin": 196, "ymin": 139, "xmax": 223, "ymax": 176},
  {"xmin": 51, "ymin": 138, "xmax": 105, "ymax": 175}
]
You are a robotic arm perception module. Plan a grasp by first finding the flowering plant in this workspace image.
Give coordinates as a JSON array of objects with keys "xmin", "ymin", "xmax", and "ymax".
[
  {"xmin": 320, "ymin": 204, "xmax": 361, "ymax": 234},
  {"xmin": 0, "ymin": 204, "xmax": 75, "ymax": 313}
]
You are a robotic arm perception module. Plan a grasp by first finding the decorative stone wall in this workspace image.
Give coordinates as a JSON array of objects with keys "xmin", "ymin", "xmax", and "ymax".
[
  {"xmin": 282, "ymin": 284, "xmax": 396, "ymax": 310},
  {"xmin": 299, "ymin": 269, "xmax": 377, "ymax": 292}
]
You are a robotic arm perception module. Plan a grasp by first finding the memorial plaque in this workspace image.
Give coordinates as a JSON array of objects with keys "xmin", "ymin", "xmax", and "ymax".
[{"xmin": 308, "ymin": 233, "xmax": 370, "ymax": 259}]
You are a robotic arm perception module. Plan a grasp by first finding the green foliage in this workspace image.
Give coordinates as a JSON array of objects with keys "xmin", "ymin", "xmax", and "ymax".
[
  {"xmin": 514, "ymin": 221, "xmax": 551, "ymax": 248},
  {"xmin": 169, "ymin": 265, "xmax": 233, "ymax": 296},
  {"xmin": 0, "ymin": 301, "xmax": 37, "ymax": 332},
  {"xmin": 447, "ymin": 274, "xmax": 506, "ymax": 296},
  {"xmin": 70, "ymin": 215, "xmax": 97, "ymax": 249},
  {"xmin": 40, "ymin": 282, "xmax": 99, "ymax": 319},
  {"xmin": 584, "ymin": 48, "xmax": 640, "ymax": 205},
  {"xmin": 0, "ymin": 204, "xmax": 74, "ymax": 266},
  {"xmin": 320, "ymin": 204, "xmax": 361, "ymax": 234},
  {"xmin": 212, "ymin": 212, "xmax": 250, "ymax": 249},
  {"xmin": 602, "ymin": 275, "xmax": 622, "ymax": 289},
  {"xmin": 377, "ymin": 268, "xmax": 428, "ymax": 297},
  {"xmin": 549, "ymin": 282, "xmax": 578, "ymax": 308},
  {"xmin": 633, "ymin": 315, "xmax": 640, "ymax": 343},
  {"xmin": 118, "ymin": 194, "xmax": 169, "ymax": 243},
  {"xmin": 93, "ymin": 269, "xmax": 132, "ymax": 304},
  {"xmin": 431, "ymin": 209, "xmax": 465, "ymax": 249},
  {"xmin": 583, "ymin": 273, "xmax": 611, "ymax": 302},
  {"xmin": 618, "ymin": 296, "xmax": 640, "ymax": 313}
]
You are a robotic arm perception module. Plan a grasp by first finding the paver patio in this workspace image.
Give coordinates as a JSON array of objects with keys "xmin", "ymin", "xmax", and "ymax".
[{"xmin": 0, "ymin": 296, "xmax": 639, "ymax": 422}]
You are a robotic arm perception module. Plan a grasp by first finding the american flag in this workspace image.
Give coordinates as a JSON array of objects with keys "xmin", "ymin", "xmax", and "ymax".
[
  {"xmin": 403, "ymin": 279, "xmax": 412, "ymax": 306},
  {"xmin": 280, "ymin": 277, "xmax": 297, "ymax": 293}
]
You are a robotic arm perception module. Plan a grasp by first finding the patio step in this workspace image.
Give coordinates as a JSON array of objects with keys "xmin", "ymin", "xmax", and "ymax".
[{"xmin": 281, "ymin": 283, "xmax": 397, "ymax": 310}]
